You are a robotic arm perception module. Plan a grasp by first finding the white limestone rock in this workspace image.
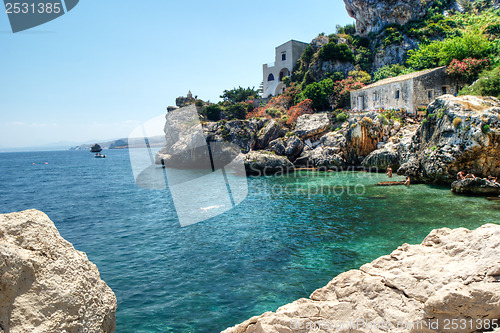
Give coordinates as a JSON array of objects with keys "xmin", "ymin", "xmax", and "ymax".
[
  {"xmin": 223, "ymin": 224, "xmax": 500, "ymax": 333},
  {"xmin": 0, "ymin": 210, "xmax": 117, "ymax": 333}
]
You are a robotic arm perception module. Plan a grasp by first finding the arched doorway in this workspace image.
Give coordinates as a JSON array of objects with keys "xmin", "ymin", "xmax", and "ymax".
[
  {"xmin": 275, "ymin": 83, "xmax": 286, "ymax": 95},
  {"xmin": 279, "ymin": 68, "xmax": 290, "ymax": 81}
]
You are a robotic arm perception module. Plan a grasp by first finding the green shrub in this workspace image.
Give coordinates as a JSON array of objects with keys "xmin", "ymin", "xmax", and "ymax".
[
  {"xmin": 335, "ymin": 112, "xmax": 349, "ymax": 123},
  {"xmin": 373, "ymin": 64, "xmax": 412, "ymax": 81},
  {"xmin": 482, "ymin": 124, "xmax": 491, "ymax": 134},
  {"xmin": 201, "ymin": 104, "xmax": 222, "ymax": 121},
  {"xmin": 318, "ymin": 43, "xmax": 354, "ymax": 63},
  {"xmin": 459, "ymin": 67, "xmax": 500, "ymax": 98},
  {"xmin": 407, "ymin": 32, "xmax": 492, "ymax": 70}
]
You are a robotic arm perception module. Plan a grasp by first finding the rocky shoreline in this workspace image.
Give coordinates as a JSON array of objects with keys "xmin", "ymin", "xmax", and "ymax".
[
  {"xmin": 156, "ymin": 95, "xmax": 500, "ymax": 194},
  {"xmin": 0, "ymin": 210, "xmax": 116, "ymax": 333},
  {"xmin": 223, "ymin": 224, "xmax": 500, "ymax": 333}
]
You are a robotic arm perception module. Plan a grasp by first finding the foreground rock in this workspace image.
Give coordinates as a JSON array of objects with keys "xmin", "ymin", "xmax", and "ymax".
[
  {"xmin": 0, "ymin": 210, "xmax": 116, "ymax": 333},
  {"xmin": 398, "ymin": 95, "xmax": 500, "ymax": 183},
  {"xmin": 223, "ymin": 224, "xmax": 500, "ymax": 333},
  {"xmin": 451, "ymin": 178, "xmax": 500, "ymax": 196}
]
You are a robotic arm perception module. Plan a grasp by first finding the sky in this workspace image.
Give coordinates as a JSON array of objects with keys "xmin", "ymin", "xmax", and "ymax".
[{"xmin": 0, "ymin": 0, "xmax": 353, "ymax": 149}]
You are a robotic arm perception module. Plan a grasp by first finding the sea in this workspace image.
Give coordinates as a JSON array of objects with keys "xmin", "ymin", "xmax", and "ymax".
[{"xmin": 0, "ymin": 149, "xmax": 499, "ymax": 332}]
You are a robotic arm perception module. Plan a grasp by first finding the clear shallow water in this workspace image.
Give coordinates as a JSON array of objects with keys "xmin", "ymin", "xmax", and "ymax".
[{"xmin": 0, "ymin": 150, "xmax": 499, "ymax": 332}]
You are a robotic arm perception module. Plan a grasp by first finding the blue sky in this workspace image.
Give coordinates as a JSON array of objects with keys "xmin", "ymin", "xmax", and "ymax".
[{"xmin": 0, "ymin": 0, "xmax": 353, "ymax": 149}]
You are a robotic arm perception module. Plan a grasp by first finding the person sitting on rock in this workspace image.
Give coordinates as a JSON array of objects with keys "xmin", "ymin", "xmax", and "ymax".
[
  {"xmin": 488, "ymin": 175, "xmax": 498, "ymax": 183},
  {"xmin": 465, "ymin": 173, "xmax": 476, "ymax": 179},
  {"xmin": 457, "ymin": 171, "xmax": 466, "ymax": 180},
  {"xmin": 386, "ymin": 166, "xmax": 393, "ymax": 178},
  {"xmin": 404, "ymin": 176, "xmax": 411, "ymax": 187}
]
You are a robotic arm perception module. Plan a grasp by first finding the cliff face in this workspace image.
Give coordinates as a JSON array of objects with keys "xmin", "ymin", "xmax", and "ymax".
[
  {"xmin": 343, "ymin": 0, "xmax": 434, "ymax": 35},
  {"xmin": 223, "ymin": 224, "xmax": 500, "ymax": 333},
  {"xmin": 0, "ymin": 210, "xmax": 116, "ymax": 333}
]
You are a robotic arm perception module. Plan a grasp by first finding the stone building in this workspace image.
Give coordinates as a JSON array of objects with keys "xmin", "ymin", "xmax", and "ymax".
[
  {"xmin": 350, "ymin": 67, "xmax": 463, "ymax": 114},
  {"xmin": 262, "ymin": 40, "xmax": 309, "ymax": 98}
]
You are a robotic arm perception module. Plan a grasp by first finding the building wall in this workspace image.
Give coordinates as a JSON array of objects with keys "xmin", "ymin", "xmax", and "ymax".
[
  {"xmin": 262, "ymin": 40, "xmax": 308, "ymax": 98},
  {"xmin": 412, "ymin": 67, "xmax": 458, "ymax": 111},
  {"xmin": 350, "ymin": 67, "xmax": 461, "ymax": 114},
  {"xmin": 351, "ymin": 80, "xmax": 414, "ymax": 112}
]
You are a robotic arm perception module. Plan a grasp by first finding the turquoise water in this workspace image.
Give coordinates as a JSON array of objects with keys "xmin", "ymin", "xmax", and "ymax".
[{"xmin": 0, "ymin": 150, "xmax": 499, "ymax": 332}]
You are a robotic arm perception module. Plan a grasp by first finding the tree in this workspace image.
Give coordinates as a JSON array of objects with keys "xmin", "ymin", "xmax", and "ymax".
[
  {"xmin": 220, "ymin": 86, "xmax": 260, "ymax": 104},
  {"xmin": 302, "ymin": 82, "xmax": 329, "ymax": 111}
]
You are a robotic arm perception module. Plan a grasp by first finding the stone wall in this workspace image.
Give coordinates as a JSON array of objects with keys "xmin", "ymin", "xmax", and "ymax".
[{"xmin": 351, "ymin": 79, "xmax": 414, "ymax": 112}]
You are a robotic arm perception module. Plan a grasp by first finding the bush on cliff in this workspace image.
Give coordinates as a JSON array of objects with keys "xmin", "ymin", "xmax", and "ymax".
[
  {"xmin": 318, "ymin": 42, "xmax": 354, "ymax": 63},
  {"xmin": 446, "ymin": 58, "xmax": 491, "ymax": 83},
  {"xmin": 407, "ymin": 32, "xmax": 492, "ymax": 70},
  {"xmin": 373, "ymin": 64, "xmax": 413, "ymax": 81},
  {"xmin": 286, "ymin": 99, "xmax": 314, "ymax": 126},
  {"xmin": 220, "ymin": 86, "xmax": 260, "ymax": 104},
  {"xmin": 459, "ymin": 66, "xmax": 500, "ymax": 98},
  {"xmin": 201, "ymin": 104, "xmax": 222, "ymax": 121}
]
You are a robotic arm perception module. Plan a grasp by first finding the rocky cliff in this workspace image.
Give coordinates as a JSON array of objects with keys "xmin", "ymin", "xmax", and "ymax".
[
  {"xmin": 398, "ymin": 95, "xmax": 500, "ymax": 183},
  {"xmin": 0, "ymin": 210, "xmax": 117, "ymax": 333},
  {"xmin": 343, "ymin": 0, "xmax": 434, "ymax": 35},
  {"xmin": 223, "ymin": 224, "xmax": 500, "ymax": 333}
]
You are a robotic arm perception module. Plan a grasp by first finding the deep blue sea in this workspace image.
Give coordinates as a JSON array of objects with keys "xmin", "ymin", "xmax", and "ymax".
[{"xmin": 1, "ymin": 149, "xmax": 499, "ymax": 332}]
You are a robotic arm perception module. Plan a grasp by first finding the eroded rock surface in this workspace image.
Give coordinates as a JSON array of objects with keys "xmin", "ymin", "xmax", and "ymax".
[
  {"xmin": 0, "ymin": 210, "xmax": 116, "ymax": 333},
  {"xmin": 398, "ymin": 95, "xmax": 500, "ymax": 183},
  {"xmin": 343, "ymin": 0, "xmax": 434, "ymax": 35},
  {"xmin": 223, "ymin": 224, "xmax": 500, "ymax": 333}
]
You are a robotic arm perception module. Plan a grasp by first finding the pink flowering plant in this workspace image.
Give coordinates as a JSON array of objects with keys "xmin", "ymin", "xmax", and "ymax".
[{"xmin": 446, "ymin": 58, "xmax": 491, "ymax": 83}]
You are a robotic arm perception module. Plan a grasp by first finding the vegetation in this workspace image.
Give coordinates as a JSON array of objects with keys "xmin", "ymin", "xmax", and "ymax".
[
  {"xmin": 373, "ymin": 64, "xmax": 413, "ymax": 81},
  {"xmin": 220, "ymin": 86, "xmax": 260, "ymax": 104},
  {"xmin": 459, "ymin": 67, "xmax": 500, "ymax": 98}
]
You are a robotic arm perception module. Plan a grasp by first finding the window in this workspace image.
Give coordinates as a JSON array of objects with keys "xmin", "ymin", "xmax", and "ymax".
[
  {"xmin": 282, "ymin": 53, "xmax": 286, "ymax": 61},
  {"xmin": 442, "ymin": 86, "xmax": 448, "ymax": 95},
  {"xmin": 267, "ymin": 73, "xmax": 274, "ymax": 81},
  {"xmin": 427, "ymin": 90, "xmax": 434, "ymax": 100},
  {"xmin": 373, "ymin": 92, "xmax": 377, "ymax": 101},
  {"xmin": 395, "ymin": 90, "xmax": 400, "ymax": 99}
]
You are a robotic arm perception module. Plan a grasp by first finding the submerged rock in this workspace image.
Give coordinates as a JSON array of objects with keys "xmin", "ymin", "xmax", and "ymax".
[
  {"xmin": 0, "ymin": 210, "xmax": 116, "ymax": 333},
  {"xmin": 451, "ymin": 178, "xmax": 500, "ymax": 196},
  {"xmin": 223, "ymin": 224, "xmax": 500, "ymax": 333}
]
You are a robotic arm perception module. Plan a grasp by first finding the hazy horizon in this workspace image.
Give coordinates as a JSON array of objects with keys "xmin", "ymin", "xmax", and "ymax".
[{"xmin": 0, "ymin": 0, "xmax": 353, "ymax": 149}]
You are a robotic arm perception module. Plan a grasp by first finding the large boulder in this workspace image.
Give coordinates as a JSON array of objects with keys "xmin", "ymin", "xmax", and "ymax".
[
  {"xmin": 362, "ymin": 123, "xmax": 418, "ymax": 170},
  {"xmin": 254, "ymin": 120, "xmax": 285, "ymax": 150},
  {"xmin": 398, "ymin": 95, "xmax": 500, "ymax": 183},
  {"xmin": 0, "ymin": 210, "xmax": 116, "ymax": 333},
  {"xmin": 293, "ymin": 113, "xmax": 331, "ymax": 139},
  {"xmin": 223, "ymin": 224, "xmax": 500, "ymax": 333},
  {"xmin": 295, "ymin": 147, "xmax": 346, "ymax": 169},
  {"xmin": 244, "ymin": 151, "xmax": 294, "ymax": 175},
  {"xmin": 345, "ymin": 112, "xmax": 386, "ymax": 164},
  {"xmin": 451, "ymin": 178, "xmax": 500, "ymax": 196},
  {"xmin": 343, "ymin": 0, "xmax": 434, "ymax": 35}
]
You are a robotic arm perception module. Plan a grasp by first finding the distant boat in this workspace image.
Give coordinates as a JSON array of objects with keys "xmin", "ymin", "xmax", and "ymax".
[
  {"xmin": 90, "ymin": 144, "xmax": 103, "ymax": 153},
  {"xmin": 94, "ymin": 153, "xmax": 106, "ymax": 158}
]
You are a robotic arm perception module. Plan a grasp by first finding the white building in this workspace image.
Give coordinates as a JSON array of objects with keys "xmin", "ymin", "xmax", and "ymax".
[{"xmin": 262, "ymin": 40, "xmax": 309, "ymax": 98}]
